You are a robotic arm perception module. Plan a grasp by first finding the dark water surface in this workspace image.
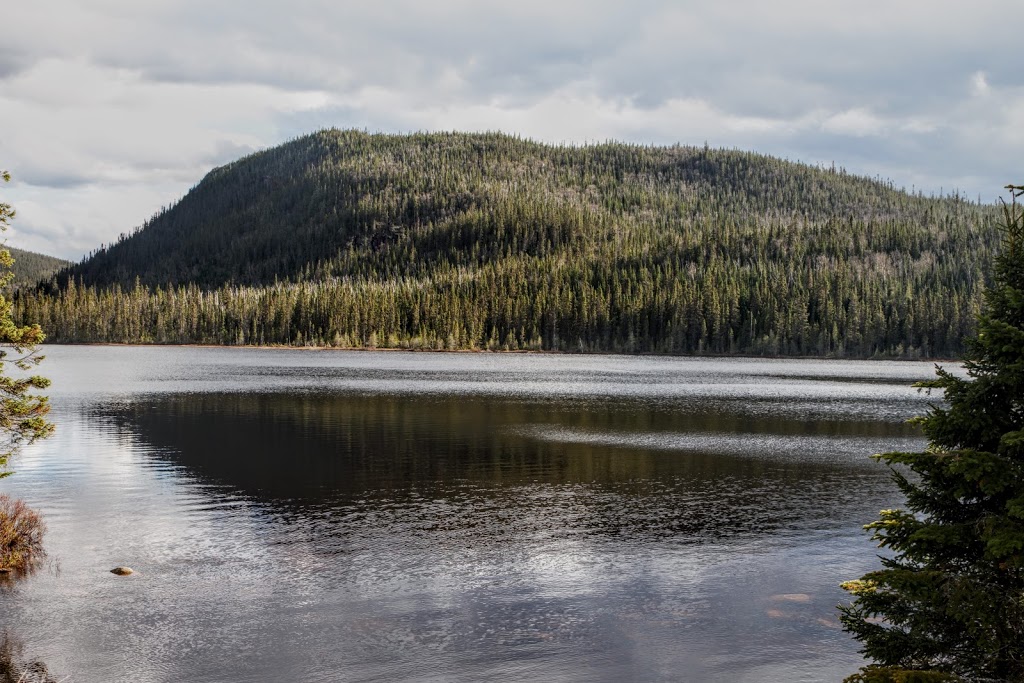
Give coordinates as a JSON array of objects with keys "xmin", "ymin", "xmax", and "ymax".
[{"xmin": 0, "ymin": 347, "xmax": 951, "ymax": 682}]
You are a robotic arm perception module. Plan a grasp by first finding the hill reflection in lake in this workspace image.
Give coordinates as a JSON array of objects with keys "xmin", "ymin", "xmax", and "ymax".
[{"xmin": 97, "ymin": 391, "xmax": 914, "ymax": 542}]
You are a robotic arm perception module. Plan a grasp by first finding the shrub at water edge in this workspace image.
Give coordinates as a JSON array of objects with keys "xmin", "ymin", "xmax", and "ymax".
[{"xmin": 0, "ymin": 494, "xmax": 45, "ymax": 573}]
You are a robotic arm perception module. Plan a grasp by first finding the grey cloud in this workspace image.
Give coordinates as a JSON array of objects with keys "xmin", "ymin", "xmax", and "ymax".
[
  {"xmin": 6, "ymin": 0, "xmax": 1024, "ymax": 258},
  {"xmin": 12, "ymin": 170, "xmax": 94, "ymax": 190},
  {"xmin": 81, "ymin": 1, "xmax": 644, "ymax": 98},
  {"xmin": 200, "ymin": 140, "xmax": 259, "ymax": 167},
  {"xmin": 27, "ymin": 1, "xmax": 1023, "ymax": 120},
  {"xmin": 0, "ymin": 48, "xmax": 32, "ymax": 81}
]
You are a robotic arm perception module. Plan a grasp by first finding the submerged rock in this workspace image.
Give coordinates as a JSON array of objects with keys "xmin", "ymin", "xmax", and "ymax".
[{"xmin": 110, "ymin": 566, "xmax": 134, "ymax": 576}]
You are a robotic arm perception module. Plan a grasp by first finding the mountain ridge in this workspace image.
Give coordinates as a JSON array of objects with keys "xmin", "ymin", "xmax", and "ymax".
[{"xmin": 20, "ymin": 129, "xmax": 1000, "ymax": 357}]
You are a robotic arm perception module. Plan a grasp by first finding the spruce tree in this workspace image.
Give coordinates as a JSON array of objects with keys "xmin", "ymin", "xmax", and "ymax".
[
  {"xmin": 840, "ymin": 185, "xmax": 1024, "ymax": 682},
  {"xmin": 0, "ymin": 170, "xmax": 52, "ymax": 479}
]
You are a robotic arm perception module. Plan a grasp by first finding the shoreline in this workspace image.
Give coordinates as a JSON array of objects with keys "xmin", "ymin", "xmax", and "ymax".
[{"xmin": 40, "ymin": 341, "xmax": 961, "ymax": 363}]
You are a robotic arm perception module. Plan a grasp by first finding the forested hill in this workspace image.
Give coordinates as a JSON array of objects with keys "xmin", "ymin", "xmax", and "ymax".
[
  {"xmin": 6, "ymin": 246, "xmax": 70, "ymax": 289},
  {"xmin": 19, "ymin": 129, "xmax": 1000, "ymax": 357}
]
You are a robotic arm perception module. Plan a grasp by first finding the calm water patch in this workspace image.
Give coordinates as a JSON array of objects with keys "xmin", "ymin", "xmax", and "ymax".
[{"xmin": 0, "ymin": 347, "xmax": 954, "ymax": 682}]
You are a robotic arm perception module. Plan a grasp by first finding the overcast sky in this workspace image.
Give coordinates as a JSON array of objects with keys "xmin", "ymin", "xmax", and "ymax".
[{"xmin": 3, "ymin": 1, "xmax": 1024, "ymax": 259}]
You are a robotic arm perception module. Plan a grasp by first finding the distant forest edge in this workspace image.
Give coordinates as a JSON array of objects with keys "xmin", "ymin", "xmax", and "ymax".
[{"xmin": 14, "ymin": 129, "xmax": 999, "ymax": 358}]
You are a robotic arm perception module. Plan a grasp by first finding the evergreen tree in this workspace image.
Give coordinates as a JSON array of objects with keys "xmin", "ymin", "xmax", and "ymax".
[
  {"xmin": 0, "ymin": 170, "xmax": 52, "ymax": 479},
  {"xmin": 840, "ymin": 185, "xmax": 1024, "ymax": 682}
]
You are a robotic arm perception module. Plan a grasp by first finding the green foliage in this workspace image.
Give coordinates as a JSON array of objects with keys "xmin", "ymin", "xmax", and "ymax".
[
  {"xmin": 840, "ymin": 185, "xmax": 1024, "ymax": 681},
  {"xmin": 0, "ymin": 170, "xmax": 52, "ymax": 478},
  {"xmin": 21, "ymin": 130, "xmax": 1000, "ymax": 356}
]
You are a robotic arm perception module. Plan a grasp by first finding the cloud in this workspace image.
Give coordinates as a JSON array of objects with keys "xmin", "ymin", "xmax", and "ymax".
[
  {"xmin": 821, "ymin": 109, "xmax": 885, "ymax": 138},
  {"xmin": 971, "ymin": 71, "xmax": 991, "ymax": 97},
  {"xmin": 4, "ymin": 0, "xmax": 1024, "ymax": 259}
]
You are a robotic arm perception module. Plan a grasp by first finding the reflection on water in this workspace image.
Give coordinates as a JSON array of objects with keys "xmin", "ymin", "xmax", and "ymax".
[
  {"xmin": 94, "ymin": 392, "xmax": 911, "ymax": 544},
  {"xmin": 98, "ymin": 391, "xmax": 916, "ymax": 490},
  {"xmin": 0, "ymin": 634, "xmax": 60, "ymax": 683},
  {"xmin": 0, "ymin": 347, "xmax": 946, "ymax": 682}
]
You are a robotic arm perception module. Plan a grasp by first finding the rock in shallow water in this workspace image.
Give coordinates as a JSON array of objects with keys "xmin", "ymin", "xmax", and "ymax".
[{"xmin": 110, "ymin": 566, "xmax": 134, "ymax": 576}]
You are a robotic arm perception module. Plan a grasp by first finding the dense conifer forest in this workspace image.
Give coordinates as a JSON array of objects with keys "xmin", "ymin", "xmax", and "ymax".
[
  {"xmin": 14, "ymin": 129, "xmax": 1000, "ymax": 357},
  {"xmin": 6, "ymin": 247, "xmax": 69, "ymax": 290}
]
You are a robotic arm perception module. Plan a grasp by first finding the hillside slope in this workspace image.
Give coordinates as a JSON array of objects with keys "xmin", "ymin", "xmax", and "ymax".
[
  {"xmin": 6, "ymin": 246, "xmax": 70, "ymax": 289},
  {"xmin": 23, "ymin": 129, "xmax": 1000, "ymax": 357}
]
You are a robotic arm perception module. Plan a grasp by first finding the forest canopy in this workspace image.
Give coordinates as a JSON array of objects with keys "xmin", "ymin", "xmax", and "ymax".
[{"xmin": 15, "ymin": 130, "xmax": 1000, "ymax": 357}]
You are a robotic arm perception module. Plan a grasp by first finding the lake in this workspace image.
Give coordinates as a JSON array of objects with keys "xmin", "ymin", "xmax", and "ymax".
[{"xmin": 0, "ymin": 346, "xmax": 951, "ymax": 682}]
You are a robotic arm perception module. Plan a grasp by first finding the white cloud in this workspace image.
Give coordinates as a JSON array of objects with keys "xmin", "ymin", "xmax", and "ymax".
[
  {"xmin": 971, "ymin": 71, "xmax": 991, "ymax": 97},
  {"xmin": 821, "ymin": 109, "xmax": 885, "ymax": 138}
]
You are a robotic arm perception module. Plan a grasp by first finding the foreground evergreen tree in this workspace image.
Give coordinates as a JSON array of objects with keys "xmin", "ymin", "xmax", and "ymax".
[
  {"xmin": 0, "ymin": 169, "xmax": 52, "ymax": 478},
  {"xmin": 840, "ymin": 185, "xmax": 1024, "ymax": 682},
  {"xmin": 0, "ymin": 169, "xmax": 52, "ymax": 575}
]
